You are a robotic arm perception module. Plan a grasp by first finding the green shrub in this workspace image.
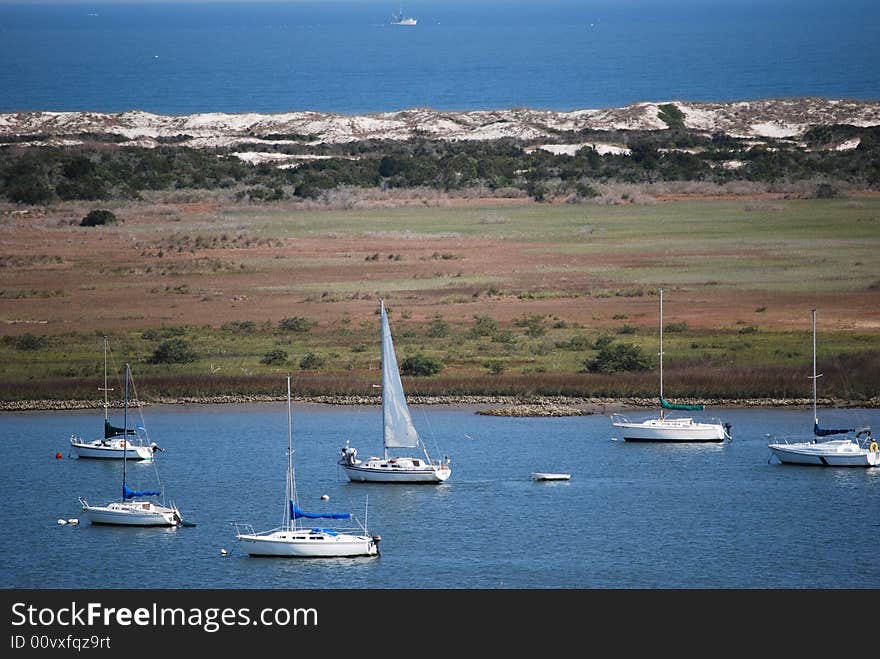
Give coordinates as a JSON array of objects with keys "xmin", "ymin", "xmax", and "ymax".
[
  {"xmin": 815, "ymin": 183, "xmax": 838, "ymax": 199},
  {"xmin": 427, "ymin": 315, "xmax": 450, "ymax": 338},
  {"xmin": 2, "ymin": 333, "xmax": 47, "ymax": 351},
  {"xmin": 299, "ymin": 352, "xmax": 324, "ymax": 370},
  {"xmin": 484, "ymin": 359, "xmax": 505, "ymax": 375},
  {"xmin": 279, "ymin": 316, "xmax": 315, "ymax": 333},
  {"xmin": 576, "ymin": 182, "xmax": 599, "ymax": 198},
  {"xmin": 400, "ymin": 353, "xmax": 443, "ymax": 376},
  {"xmin": 80, "ymin": 209, "xmax": 119, "ymax": 227},
  {"xmin": 6, "ymin": 171, "xmax": 54, "ymax": 205},
  {"xmin": 148, "ymin": 338, "xmax": 197, "ymax": 364},
  {"xmin": 564, "ymin": 335, "xmax": 590, "ymax": 351},
  {"xmin": 260, "ymin": 348, "xmax": 288, "ymax": 365},
  {"xmin": 664, "ymin": 321, "xmax": 689, "ymax": 333},
  {"xmin": 471, "ymin": 315, "xmax": 498, "ymax": 337},
  {"xmin": 582, "ymin": 341, "xmax": 651, "ymax": 373},
  {"xmin": 657, "ymin": 103, "xmax": 686, "ymax": 129},
  {"xmin": 221, "ymin": 320, "xmax": 257, "ymax": 334},
  {"xmin": 491, "ymin": 329, "xmax": 515, "ymax": 344}
]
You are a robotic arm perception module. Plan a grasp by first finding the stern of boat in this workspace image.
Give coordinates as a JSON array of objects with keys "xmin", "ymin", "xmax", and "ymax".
[{"xmin": 433, "ymin": 463, "xmax": 452, "ymax": 481}]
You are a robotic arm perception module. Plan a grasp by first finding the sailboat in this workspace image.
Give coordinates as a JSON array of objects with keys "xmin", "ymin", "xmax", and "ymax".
[
  {"xmin": 234, "ymin": 376, "xmax": 381, "ymax": 557},
  {"xmin": 78, "ymin": 363, "xmax": 184, "ymax": 526},
  {"xmin": 69, "ymin": 336, "xmax": 156, "ymax": 461},
  {"xmin": 611, "ymin": 288, "xmax": 731, "ymax": 442},
  {"xmin": 768, "ymin": 309, "xmax": 878, "ymax": 467},
  {"xmin": 390, "ymin": 9, "xmax": 417, "ymax": 25},
  {"xmin": 338, "ymin": 300, "xmax": 451, "ymax": 483}
]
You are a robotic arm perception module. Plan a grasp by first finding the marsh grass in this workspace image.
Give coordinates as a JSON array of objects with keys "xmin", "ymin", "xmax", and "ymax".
[{"xmin": 1, "ymin": 322, "xmax": 877, "ymax": 401}]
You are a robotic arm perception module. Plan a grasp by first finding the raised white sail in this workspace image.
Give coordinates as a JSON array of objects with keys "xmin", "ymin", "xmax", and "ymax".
[
  {"xmin": 337, "ymin": 299, "xmax": 451, "ymax": 483},
  {"xmin": 381, "ymin": 300, "xmax": 420, "ymax": 451}
]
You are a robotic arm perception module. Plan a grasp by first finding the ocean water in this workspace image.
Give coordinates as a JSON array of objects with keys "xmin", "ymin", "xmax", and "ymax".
[
  {"xmin": 2, "ymin": 403, "xmax": 879, "ymax": 589},
  {"xmin": 0, "ymin": 0, "xmax": 878, "ymax": 115}
]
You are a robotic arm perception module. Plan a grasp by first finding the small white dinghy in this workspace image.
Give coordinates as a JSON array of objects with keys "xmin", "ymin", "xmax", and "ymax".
[{"xmin": 531, "ymin": 472, "xmax": 571, "ymax": 481}]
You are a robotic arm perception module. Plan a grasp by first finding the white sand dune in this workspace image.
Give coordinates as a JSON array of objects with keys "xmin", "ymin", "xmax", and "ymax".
[{"xmin": 2, "ymin": 98, "xmax": 877, "ymax": 152}]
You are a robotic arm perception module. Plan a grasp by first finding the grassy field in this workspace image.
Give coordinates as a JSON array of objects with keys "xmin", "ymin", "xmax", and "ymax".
[{"xmin": 1, "ymin": 195, "xmax": 878, "ymax": 402}]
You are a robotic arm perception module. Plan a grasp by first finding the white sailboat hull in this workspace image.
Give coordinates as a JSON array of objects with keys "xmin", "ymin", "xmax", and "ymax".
[
  {"xmin": 80, "ymin": 500, "xmax": 180, "ymax": 526},
  {"xmin": 532, "ymin": 472, "xmax": 571, "ymax": 481},
  {"xmin": 70, "ymin": 437, "xmax": 153, "ymax": 460},
  {"xmin": 768, "ymin": 440, "xmax": 879, "ymax": 467},
  {"xmin": 612, "ymin": 416, "xmax": 727, "ymax": 442},
  {"xmin": 339, "ymin": 457, "xmax": 451, "ymax": 483},
  {"xmin": 237, "ymin": 530, "xmax": 379, "ymax": 557}
]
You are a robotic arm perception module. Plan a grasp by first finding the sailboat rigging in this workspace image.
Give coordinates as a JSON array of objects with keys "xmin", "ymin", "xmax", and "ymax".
[
  {"xmin": 338, "ymin": 300, "xmax": 451, "ymax": 482},
  {"xmin": 234, "ymin": 376, "xmax": 380, "ymax": 557},
  {"xmin": 78, "ymin": 363, "xmax": 185, "ymax": 526},
  {"xmin": 610, "ymin": 288, "xmax": 731, "ymax": 442}
]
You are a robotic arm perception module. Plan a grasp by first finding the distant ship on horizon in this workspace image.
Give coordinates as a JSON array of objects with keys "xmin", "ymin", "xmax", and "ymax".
[{"xmin": 391, "ymin": 10, "xmax": 417, "ymax": 26}]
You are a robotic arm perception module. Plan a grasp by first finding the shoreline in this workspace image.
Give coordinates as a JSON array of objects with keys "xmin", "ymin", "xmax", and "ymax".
[{"xmin": 3, "ymin": 394, "xmax": 877, "ymax": 415}]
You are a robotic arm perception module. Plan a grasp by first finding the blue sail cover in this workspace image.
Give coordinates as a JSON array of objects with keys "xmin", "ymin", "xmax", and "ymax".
[
  {"xmin": 105, "ymin": 420, "xmax": 136, "ymax": 438},
  {"xmin": 123, "ymin": 484, "xmax": 160, "ymax": 499},
  {"xmin": 290, "ymin": 501, "xmax": 350, "ymax": 520},
  {"xmin": 814, "ymin": 422, "xmax": 855, "ymax": 437}
]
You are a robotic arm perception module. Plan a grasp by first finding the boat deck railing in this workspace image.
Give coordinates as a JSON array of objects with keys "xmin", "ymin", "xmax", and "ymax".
[
  {"xmin": 767, "ymin": 433, "xmax": 869, "ymax": 446},
  {"xmin": 231, "ymin": 521, "xmax": 370, "ymax": 538}
]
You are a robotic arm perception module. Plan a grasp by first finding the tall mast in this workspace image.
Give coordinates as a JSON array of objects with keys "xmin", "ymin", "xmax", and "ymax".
[
  {"xmin": 122, "ymin": 363, "xmax": 129, "ymax": 493},
  {"xmin": 380, "ymin": 299, "xmax": 388, "ymax": 460},
  {"xmin": 286, "ymin": 374, "xmax": 296, "ymax": 531},
  {"xmin": 98, "ymin": 336, "xmax": 112, "ymax": 423},
  {"xmin": 658, "ymin": 288, "xmax": 664, "ymax": 420},
  {"xmin": 812, "ymin": 309, "xmax": 818, "ymax": 428}
]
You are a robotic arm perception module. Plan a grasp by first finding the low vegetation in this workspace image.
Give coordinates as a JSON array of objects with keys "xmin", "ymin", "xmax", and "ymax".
[
  {"xmin": 2, "ymin": 121, "xmax": 879, "ymax": 204},
  {"xmin": 79, "ymin": 209, "xmax": 119, "ymax": 226},
  {"xmin": 0, "ymin": 321, "xmax": 877, "ymax": 402}
]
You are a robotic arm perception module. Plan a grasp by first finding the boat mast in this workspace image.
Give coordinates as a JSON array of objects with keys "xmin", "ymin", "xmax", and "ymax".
[
  {"xmin": 286, "ymin": 374, "xmax": 297, "ymax": 531},
  {"xmin": 811, "ymin": 309, "xmax": 818, "ymax": 430},
  {"xmin": 122, "ymin": 363, "xmax": 129, "ymax": 494},
  {"xmin": 98, "ymin": 336, "xmax": 112, "ymax": 423},
  {"xmin": 380, "ymin": 299, "xmax": 388, "ymax": 461},
  {"xmin": 658, "ymin": 288, "xmax": 664, "ymax": 420}
]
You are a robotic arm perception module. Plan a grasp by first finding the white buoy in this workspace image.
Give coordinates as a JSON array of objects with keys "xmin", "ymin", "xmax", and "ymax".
[
  {"xmin": 67, "ymin": 518, "xmax": 79, "ymax": 525},
  {"xmin": 57, "ymin": 519, "xmax": 67, "ymax": 525},
  {"xmin": 320, "ymin": 494, "xmax": 329, "ymax": 501},
  {"xmin": 220, "ymin": 548, "xmax": 228, "ymax": 556}
]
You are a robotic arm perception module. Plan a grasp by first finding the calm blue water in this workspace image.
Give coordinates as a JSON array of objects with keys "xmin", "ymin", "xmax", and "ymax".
[
  {"xmin": 1, "ymin": 403, "xmax": 879, "ymax": 589},
  {"xmin": 0, "ymin": 1, "xmax": 878, "ymax": 114}
]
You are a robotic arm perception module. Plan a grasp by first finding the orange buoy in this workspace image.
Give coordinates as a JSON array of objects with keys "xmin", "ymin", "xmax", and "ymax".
[{"xmin": 55, "ymin": 452, "xmax": 63, "ymax": 459}]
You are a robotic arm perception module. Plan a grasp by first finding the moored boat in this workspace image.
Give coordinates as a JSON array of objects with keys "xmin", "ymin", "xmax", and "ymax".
[
  {"xmin": 235, "ymin": 376, "xmax": 380, "ymax": 558},
  {"xmin": 338, "ymin": 300, "xmax": 451, "ymax": 483}
]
